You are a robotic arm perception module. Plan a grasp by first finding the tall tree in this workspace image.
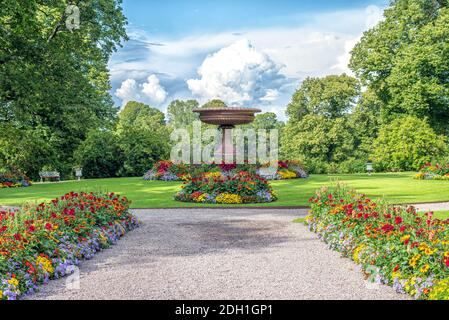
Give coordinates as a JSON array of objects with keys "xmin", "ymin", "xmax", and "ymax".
[
  {"xmin": 282, "ymin": 74, "xmax": 361, "ymax": 172},
  {"xmin": 251, "ymin": 112, "xmax": 284, "ymax": 131},
  {"xmin": 286, "ymin": 74, "xmax": 360, "ymax": 122},
  {"xmin": 166, "ymin": 99, "xmax": 199, "ymax": 128},
  {"xmin": 0, "ymin": 0, "xmax": 128, "ymax": 177},
  {"xmin": 116, "ymin": 101, "xmax": 171, "ymax": 176},
  {"xmin": 350, "ymin": 0, "xmax": 449, "ymax": 134}
]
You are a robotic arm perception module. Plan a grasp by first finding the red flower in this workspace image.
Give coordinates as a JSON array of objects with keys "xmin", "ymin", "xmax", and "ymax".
[
  {"xmin": 394, "ymin": 216, "xmax": 403, "ymax": 225},
  {"xmin": 27, "ymin": 225, "xmax": 36, "ymax": 233},
  {"xmin": 445, "ymin": 258, "xmax": 449, "ymax": 267},
  {"xmin": 399, "ymin": 225, "xmax": 406, "ymax": 232},
  {"xmin": 45, "ymin": 223, "xmax": 53, "ymax": 231},
  {"xmin": 381, "ymin": 224, "xmax": 394, "ymax": 233},
  {"xmin": 278, "ymin": 161, "xmax": 288, "ymax": 169},
  {"xmin": 13, "ymin": 233, "xmax": 21, "ymax": 241}
]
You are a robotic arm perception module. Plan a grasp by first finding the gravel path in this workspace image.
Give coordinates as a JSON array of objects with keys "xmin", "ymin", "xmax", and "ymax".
[
  {"xmin": 28, "ymin": 208, "xmax": 407, "ymax": 300},
  {"xmin": 412, "ymin": 202, "xmax": 449, "ymax": 212}
]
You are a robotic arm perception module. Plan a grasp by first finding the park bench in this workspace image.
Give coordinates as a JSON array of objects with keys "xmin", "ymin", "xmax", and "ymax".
[{"xmin": 39, "ymin": 171, "xmax": 60, "ymax": 182}]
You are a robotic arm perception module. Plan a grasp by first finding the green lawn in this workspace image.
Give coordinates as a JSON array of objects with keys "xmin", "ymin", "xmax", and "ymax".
[
  {"xmin": 422, "ymin": 211, "xmax": 449, "ymax": 220},
  {"xmin": 0, "ymin": 172, "xmax": 448, "ymax": 208}
]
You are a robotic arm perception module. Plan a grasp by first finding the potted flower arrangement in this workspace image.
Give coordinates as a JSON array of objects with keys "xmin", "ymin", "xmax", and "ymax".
[
  {"xmin": 414, "ymin": 162, "xmax": 449, "ymax": 180},
  {"xmin": 0, "ymin": 168, "xmax": 31, "ymax": 188},
  {"xmin": 174, "ymin": 171, "xmax": 277, "ymax": 204}
]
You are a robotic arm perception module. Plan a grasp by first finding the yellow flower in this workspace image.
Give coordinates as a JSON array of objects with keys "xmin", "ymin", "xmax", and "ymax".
[
  {"xmin": 400, "ymin": 235, "xmax": 410, "ymax": 243},
  {"xmin": 409, "ymin": 254, "xmax": 421, "ymax": 268},
  {"xmin": 0, "ymin": 290, "xmax": 2, "ymax": 299},
  {"xmin": 391, "ymin": 271, "xmax": 401, "ymax": 280},
  {"xmin": 278, "ymin": 170, "xmax": 297, "ymax": 179},
  {"xmin": 215, "ymin": 193, "xmax": 242, "ymax": 204},
  {"xmin": 420, "ymin": 264, "xmax": 430, "ymax": 274},
  {"xmin": 444, "ymin": 252, "xmax": 449, "ymax": 258},
  {"xmin": 179, "ymin": 173, "xmax": 192, "ymax": 181},
  {"xmin": 196, "ymin": 194, "xmax": 207, "ymax": 203},
  {"xmin": 425, "ymin": 248, "xmax": 437, "ymax": 255},
  {"xmin": 8, "ymin": 278, "xmax": 19, "ymax": 287},
  {"xmin": 419, "ymin": 243, "xmax": 429, "ymax": 251},
  {"xmin": 352, "ymin": 244, "xmax": 366, "ymax": 263},
  {"xmin": 204, "ymin": 172, "xmax": 223, "ymax": 179},
  {"xmin": 36, "ymin": 255, "xmax": 54, "ymax": 274}
]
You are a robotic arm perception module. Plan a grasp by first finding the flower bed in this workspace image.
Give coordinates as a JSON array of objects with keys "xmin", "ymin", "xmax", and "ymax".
[
  {"xmin": 174, "ymin": 171, "xmax": 277, "ymax": 204},
  {"xmin": 143, "ymin": 160, "xmax": 308, "ymax": 181},
  {"xmin": 0, "ymin": 170, "xmax": 31, "ymax": 188},
  {"xmin": 307, "ymin": 185, "xmax": 449, "ymax": 300},
  {"xmin": 414, "ymin": 163, "xmax": 449, "ymax": 180},
  {"xmin": 0, "ymin": 191, "xmax": 139, "ymax": 300}
]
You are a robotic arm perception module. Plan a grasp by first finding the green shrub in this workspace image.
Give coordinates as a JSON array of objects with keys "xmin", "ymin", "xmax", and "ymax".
[
  {"xmin": 338, "ymin": 158, "xmax": 367, "ymax": 174},
  {"xmin": 371, "ymin": 116, "xmax": 448, "ymax": 171},
  {"xmin": 74, "ymin": 130, "xmax": 123, "ymax": 178}
]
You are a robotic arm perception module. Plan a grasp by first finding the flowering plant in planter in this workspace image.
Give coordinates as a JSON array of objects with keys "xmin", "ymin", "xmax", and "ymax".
[
  {"xmin": 0, "ymin": 169, "xmax": 31, "ymax": 188},
  {"xmin": 414, "ymin": 163, "xmax": 449, "ymax": 180},
  {"xmin": 174, "ymin": 171, "xmax": 277, "ymax": 204},
  {"xmin": 307, "ymin": 184, "xmax": 449, "ymax": 300},
  {"xmin": 0, "ymin": 191, "xmax": 139, "ymax": 300}
]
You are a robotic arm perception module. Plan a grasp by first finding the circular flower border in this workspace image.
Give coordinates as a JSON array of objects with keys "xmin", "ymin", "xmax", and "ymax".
[{"xmin": 174, "ymin": 171, "xmax": 277, "ymax": 204}]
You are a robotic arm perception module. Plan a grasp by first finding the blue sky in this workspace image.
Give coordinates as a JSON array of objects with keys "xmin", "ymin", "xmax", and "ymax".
[{"xmin": 109, "ymin": 0, "xmax": 389, "ymax": 119}]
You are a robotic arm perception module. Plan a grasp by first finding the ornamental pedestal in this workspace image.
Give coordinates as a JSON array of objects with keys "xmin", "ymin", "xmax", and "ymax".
[{"xmin": 193, "ymin": 107, "xmax": 261, "ymax": 163}]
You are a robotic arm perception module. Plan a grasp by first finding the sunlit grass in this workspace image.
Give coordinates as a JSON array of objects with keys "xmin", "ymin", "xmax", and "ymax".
[{"xmin": 0, "ymin": 172, "xmax": 448, "ymax": 208}]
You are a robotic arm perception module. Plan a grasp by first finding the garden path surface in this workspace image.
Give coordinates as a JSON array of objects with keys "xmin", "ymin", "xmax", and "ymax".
[{"xmin": 27, "ymin": 208, "xmax": 409, "ymax": 300}]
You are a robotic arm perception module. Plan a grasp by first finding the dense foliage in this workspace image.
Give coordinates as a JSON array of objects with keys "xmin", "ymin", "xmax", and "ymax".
[
  {"xmin": 116, "ymin": 101, "xmax": 171, "ymax": 176},
  {"xmin": 174, "ymin": 171, "xmax": 277, "ymax": 204},
  {"xmin": 201, "ymin": 99, "xmax": 228, "ymax": 108},
  {"xmin": 281, "ymin": 75, "xmax": 371, "ymax": 173},
  {"xmin": 350, "ymin": 0, "xmax": 449, "ymax": 135},
  {"xmin": 0, "ymin": 0, "xmax": 128, "ymax": 179},
  {"xmin": 281, "ymin": 0, "xmax": 449, "ymax": 173},
  {"xmin": 74, "ymin": 101, "xmax": 172, "ymax": 178},
  {"xmin": 167, "ymin": 100, "xmax": 200, "ymax": 128},
  {"xmin": 74, "ymin": 130, "xmax": 123, "ymax": 178},
  {"xmin": 307, "ymin": 185, "xmax": 449, "ymax": 300},
  {"xmin": 372, "ymin": 116, "xmax": 448, "ymax": 171},
  {"xmin": 0, "ymin": 191, "xmax": 139, "ymax": 300}
]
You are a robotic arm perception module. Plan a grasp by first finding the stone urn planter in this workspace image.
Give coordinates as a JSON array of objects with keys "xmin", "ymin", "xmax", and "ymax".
[{"xmin": 193, "ymin": 107, "xmax": 261, "ymax": 163}]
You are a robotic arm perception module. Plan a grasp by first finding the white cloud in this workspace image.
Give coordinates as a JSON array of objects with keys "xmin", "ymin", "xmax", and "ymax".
[
  {"xmin": 109, "ymin": 4, "xmax": 387, "ymax": 116},
  {"xmin": 142, "ymin": 74, "xmax": 167, "ymax": 104},
  {"xmin": 115, "ymin": 75, "xmax": 167, "ymax": 106},
  {"xmin": 110, "ymin": 5, "xmax": 386, "ymax": 83},
  {"xmin": 115, "ymin": 79, "xmax": 140, "ymax": 105},
  {"xmin": 365, "ymin": 5, "xmax": 385, "ymax": 29},
  {"xmin": 332, "ymin": 5, "xmax": 385, "ymax": 74},
  {"xmin": 261, "ymin": 89, "xmax": 280, "ymax": 102},
  {"xmin": 187, "ymin": 39, "xmax": 285, "ymax": 105}
]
